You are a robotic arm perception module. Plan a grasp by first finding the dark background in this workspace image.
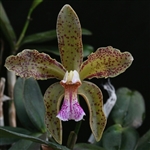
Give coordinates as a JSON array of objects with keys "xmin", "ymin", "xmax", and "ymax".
[{"xmin": 1, "ymin": 0, "xmax": 150, "ymax": 144}]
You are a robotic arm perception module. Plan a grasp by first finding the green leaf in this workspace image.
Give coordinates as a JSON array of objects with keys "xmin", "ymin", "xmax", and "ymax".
[
  {"xmin": 27, "ymin": 142, "xmax": 42, "ymax": 150},
  {"xmin": 14, "ymin": 77, "xmax": 38, "ymax": 131},
  {"xmin": 82, "ymin": 28, "xmax": 92, "ymax": 35},
  {"xmin": 29, "ymin": 0, "xmax": 43, "ymax": 16},
  {"xmin": 101, "ymin": 124, "xmax": 139, "ymax": 150},
  {"xmin": 34, "ymin": 44, "xmax": 94, "ymax": 58},
  {"xmin": 83, "ymin": 45, "xmax": 94, "ymax": 57},
  {"xmin": 0, "ymin": 127, "xmax": 69, "ymax": 150},
  {"xmin": 23, "ymin": 77, "xmax": 46, "ymax": 132},
  {"xmin": 14, "ymin": 77, "xmax": 46, "ymax": 132},
  {"xmin": 8, "ymin": 133, "xmax": 44, "ymax": 150},
  {"xmin": 0, "ymin": 1, "xmax": 16, "ymax": 50},
  {"xmin": 74, "ymin": 143, "xmax": 105, "ymax": 150},
  {"xmin": 36, "ymin": 46, "xmax": 59, "ymax": 55},
  {"xmin": 20, "ymin": 30, "xmax": 57, "ymax": 46},
  {"xmin": 111, "ymin": 87, "xmax": 145, "ymax": 128},
  {"xmin": 0, "ymin": 126, "xmax": 31, "ymax": 145},
  {"xmin": 8, "ymin": 139, "xmax": 34, "ymax": 150},
  {"xmin": 136, "ymin": 129, "xmax": 150, "ymax": 150}
]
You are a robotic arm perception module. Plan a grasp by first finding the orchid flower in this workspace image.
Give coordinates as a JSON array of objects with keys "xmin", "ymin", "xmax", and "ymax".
[{"xmin": 5, "ymin": 4, "xmax": 133, "ymax": 144}]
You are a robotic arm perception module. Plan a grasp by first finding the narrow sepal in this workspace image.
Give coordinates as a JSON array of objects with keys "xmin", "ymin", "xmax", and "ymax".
[
  {"xmin": 5, "ymin": 49, "xmax": 66, "ymax": 80},
  {"xmin": 44, "ymin": 82, "xmax": 64, "ymax": 144},
  {"xmin": 57, "ymin": 4, "xmax": 83, "ymax": 72},
  {"xmin": 78, "ymin": 81, "xmax": 106, "ymax": 141},
  {"xmin": 80, "ymin": 46, "xmax": 133, "ymax": 80}
]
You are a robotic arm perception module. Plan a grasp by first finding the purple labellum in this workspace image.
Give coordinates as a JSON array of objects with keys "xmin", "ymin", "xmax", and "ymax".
[{"xmin": 57, "ymin": 70, "xmax": 85, "ymax": 121}]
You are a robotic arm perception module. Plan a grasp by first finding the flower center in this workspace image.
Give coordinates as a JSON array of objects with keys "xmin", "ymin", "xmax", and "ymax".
[{"xmin": 61, "ymin": 70, "xmax": 81, "ymax": 85}]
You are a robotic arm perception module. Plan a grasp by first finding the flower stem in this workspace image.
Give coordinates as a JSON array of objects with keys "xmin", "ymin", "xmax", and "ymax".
[
  {"xmin": 67, "ymin": 121, "xmax": 82, "ymax": 149},
  {"xmin": 15, "ymin": 10, "xmax": 32, "ymax": 52},
  {"xmin": 0, "ymin": 78, "xmax": 5, "ymax": 126},
  {"xmin": 67, "ymin": 131, "xmax": 77, "ymax": 150},
  {"xmin": 7, "ymin": 71, "xmax": 16, "ymax": 127},
  {"xmin": 15, "ymin": 0, "xmax": 43, "ymax": 52},
  {"xmin": 74, "ymin": 120, "xmax": 82, "ymax": 135}
]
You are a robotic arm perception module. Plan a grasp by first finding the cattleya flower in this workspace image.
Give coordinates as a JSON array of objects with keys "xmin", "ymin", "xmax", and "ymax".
[{"xmin": 5, "ymin": 5, "xmax": 133, "ymax": 144}]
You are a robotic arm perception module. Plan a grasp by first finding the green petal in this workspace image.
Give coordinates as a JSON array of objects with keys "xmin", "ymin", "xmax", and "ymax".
[
  {"xmin": 80, "ymin": 46, "xmax": 133, "ymax": 80},
  {"xmin": 78, "ymin": 81, "xmax": 106, "ymax": 141},
  {"xmin": 44, "ymin": 82, "xmax": 64, "ymax": 144},
  {"xmin": 57, "ymin": 4, "xmax": 83, "ymax": 72},
  {"xmin": 5, "ymin": 49, "xmax": 66, "ymax": 80}
]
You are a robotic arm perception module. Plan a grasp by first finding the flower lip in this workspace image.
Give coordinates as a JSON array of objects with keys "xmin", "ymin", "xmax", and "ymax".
[
  {"xmin": 58, "ymin": 70, "xmax": 84, "ymax": 122},
  {"xmin": 61, "ymin": 70, "xmax": 81, "ymax": 85}
]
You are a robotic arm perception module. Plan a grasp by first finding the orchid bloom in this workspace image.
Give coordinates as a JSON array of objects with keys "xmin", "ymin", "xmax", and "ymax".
[{"xmin": 5, "ymin": 5, "xmax": 133, "ymax": 144}]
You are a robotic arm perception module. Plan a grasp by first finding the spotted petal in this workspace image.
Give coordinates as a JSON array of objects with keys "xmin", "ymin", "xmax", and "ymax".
[
  {"xmin": 44, "ymin": 82, "xmax": 64, "ymax": 144},
  {"xmin": 57, "ymin": 4, "xmax": 83, "ymax": 72},
  {"xmin": 78, "ymin": 81, "xmax": 107, "ymax": 141},
  {"xmin": 5, "ymin": 49, "xmax": 66, "ymax": 80},
  {"xmin": 80, "ymin": 46, "xmax": 133, "ymax": 80}
]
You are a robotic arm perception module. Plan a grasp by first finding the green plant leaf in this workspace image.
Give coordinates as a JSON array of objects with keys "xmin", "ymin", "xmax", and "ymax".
[
  {"xmin": 0, "ymin": 127, "xmax": 69, "ymax": 150},
  {"xmin": 83, "ymin": 45, "xmax": 94, "ymax": 57},
  {"xmin": 29, "ymin": 0, "xmax": 43, "ymax": 16},
  {"xmin": 14, "ymin": 77, "xmax": 46, "ymax": 132},
  {"xmin": 0, "ymin": 1, "xmax": 16, "ymax": 50},
  {"xmin": 111, "ymin": 87, "xmax": 145, "ymax": 128},
  {"xmin": 33, "ymin": 44, "xmax": 94, "ymax": 57},
  {"xmin": 0, "ymin": 126, "xmax": 31, "ymax": 145},
  {"xmin": 82, "ymin": 28, "xmax": 92, "ymax": 35},
  {"xmin": 14, "ymin": 77, "xmax": 38, "ymax": 131},
  {"xmin": 20, "ymin": 30, "xmax": 57, "ymax": 45},
  {"xmin": 8, "ymin": 139, "xmax": 34, "ymax": 150},
  {"xmin": 101, "ymin": 124, "xmax": 139, "ymax": 150},
  {"xmin": 8, "ymin": 133, "xmax": 44, "ymax": 150},
  {"xmin": 136, "ymin": 129, "xmax": 150, "ymax": 150},
  {"xmin": 23, "ymin": 77, "xmax": 46, "ymax": 132},
  {"xmin": 74, "ymin": 143, "xmax": 105, "ymax": 150}
]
